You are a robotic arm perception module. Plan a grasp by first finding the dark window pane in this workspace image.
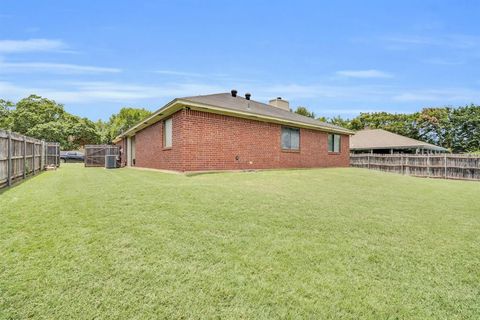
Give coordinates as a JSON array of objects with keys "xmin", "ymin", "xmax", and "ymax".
[
  {"xmin": 281, "ymin": 127, "xmax": 300, "ymax": 150},
  {"xmin": 334, "ymin": 134, "xmax": 341, "ymax": 152},
  {"xmin": 281, "ymin": 128, "xmax": 291, "ymax": 149},
  {"xmin": 328, "ymin": 134, "xmax": 334, "ymax": 152},
  {"xmin": 290, "ymin": 128, "xmax": 300, "ymax": 150}
]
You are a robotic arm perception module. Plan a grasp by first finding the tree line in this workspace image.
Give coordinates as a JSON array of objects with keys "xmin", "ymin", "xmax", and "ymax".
[
  {"xmin": 0, "ymin": 95, "xmax": 151, "ymax": 150},
  {"xmin": 1, "ymin": 94, "xmax": 478, "ymax": 153},
  {"xmin": 294, "ymin": 105, "xmax": 480, "ymax": 153}
]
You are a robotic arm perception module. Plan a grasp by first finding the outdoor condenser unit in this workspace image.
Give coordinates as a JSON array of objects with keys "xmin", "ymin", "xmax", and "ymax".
[{"xmin": 105, "ymin": 155, "xmax": 117, "ymax": 169}]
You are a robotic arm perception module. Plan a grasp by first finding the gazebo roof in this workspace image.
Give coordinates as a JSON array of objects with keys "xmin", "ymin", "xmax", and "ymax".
[{"xmin": 350, "ymin": 129, "xmax": 447, "ymax": 151}]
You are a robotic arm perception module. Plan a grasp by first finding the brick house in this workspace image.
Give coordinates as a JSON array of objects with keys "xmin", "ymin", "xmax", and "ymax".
[{"xmin": 113, "ymin": 91, "xmax": 353, "ymax": 172}]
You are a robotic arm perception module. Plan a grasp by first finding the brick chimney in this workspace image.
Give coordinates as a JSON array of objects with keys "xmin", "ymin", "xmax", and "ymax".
[{"xmin": 269, "ymin": 97, "xmax": 290, "ymax": 111}]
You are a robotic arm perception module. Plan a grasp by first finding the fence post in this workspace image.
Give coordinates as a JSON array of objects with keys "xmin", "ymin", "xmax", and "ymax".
[
  {"xmin": 7, "ymin": 131, "xmax": 12, "ymax": 186},
  {"xmin": 400, "ymin": 154, "xmax": 403, "ymax": 175},
  {"xmin": 32, "ymin": 142, "xmax": 36, "ymax": 175},
  {"xmin": 367, "ymin": 154, "xmax": 370, "ymax": 169},
  {"xmin": 23, "ymin": 136, "xmax": 27, "ymax": 179},
  {"xmin": 40, "ymin": 141, "xmax": 44, "ymax": 170},
  {"xmin": 444, "ymin": 154, "xmax": 447, "ymax": 179},
  {"xmin": 426, "ymin": 153, "xmax": 430, "ymax": 178}
]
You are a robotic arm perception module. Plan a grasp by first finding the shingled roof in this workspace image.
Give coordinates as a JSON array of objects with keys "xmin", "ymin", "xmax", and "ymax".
[
  {"xmin": 350, "ymin": 129, "xmax": 447, "ymax": 151},
  {"xmin": 181, "ymin": 93, "xmax": 352, "ymax": 134},
  {"xmin": 113, "ymin": 93, "xmax": 353, "ymax": 142}
]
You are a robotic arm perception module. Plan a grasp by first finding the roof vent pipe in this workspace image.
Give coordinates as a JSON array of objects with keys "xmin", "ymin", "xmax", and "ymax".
[
  {"xmin": 245, "ymin": 93, "xmax": 251, "ymax": 100},
  {"xmin": 231, "ymin": 89, "xmax": 237, "ymax": 97}
]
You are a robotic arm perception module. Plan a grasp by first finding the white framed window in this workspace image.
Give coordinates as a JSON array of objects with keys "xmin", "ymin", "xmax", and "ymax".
[
  {"xmin": 163, "ymin": 118, "xmax": 172, "ymax": 148},
  {"xmin": 328, "ymin": 134, "xmax": 341, "ymax": 153},
  {"xmin": 281, "ymin": 127, "xmax": 300, "ymax": 150}
]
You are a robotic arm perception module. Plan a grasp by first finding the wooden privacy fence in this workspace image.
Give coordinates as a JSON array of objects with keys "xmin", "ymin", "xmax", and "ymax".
[
  {"xmin": 84, "ymin": 145, "xmax": 119, "ymax": 167},
  {"xmin": 351, "ymin": 154, "xmax": 480, "ymax": 181},
  {"xmin": 0, "ymin": 129, "xmax": 60, "ymax": 189}
]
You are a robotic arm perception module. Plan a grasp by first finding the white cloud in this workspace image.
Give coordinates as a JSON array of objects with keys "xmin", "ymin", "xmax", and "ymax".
[
  {"xmin": 384, "ymin": 36, "xmax": 438, "ymax": 46},
  {"xmin": 336, "ymin": 69, "xmax": 393, "ymax": 79},
  {"xmin": 421, "ymin": 58, "xmax": 464, "ymax": 66},
  {"xmin": 0, "ymin": 81, "xmax": 32, "ymax": 96},
  {"xmin": 153, "ymin": 70, "xmax": 242, "ymax": 81},
  {"xmin": 0, "ymin": 81, "xmax": 224, "ymax": 104},
  {"xmin": 384, "ymin": 34, "xmax": 480, "ymax": 49},
  {"xmin": 0, "ymin": 39, "xmax": 66, "ymax": 53},
  {"xmin": 393, "ymin": 88, "xmax": 478, "ymax": 102},
  {"xmin": 153, "ymin": 70, "xmax": 203, "ymax": 77},
  {"xmin": 258, "ymin": 84, "xmax": 327, "ymax": 99},
  {"xmin": 253, "ymin": 83, "xmax": 395, "ymax": 102},
  {"xmin": 0, "ymin": 78, "xmax": 477, "ymax": 114},
  {"xmin": 0, "ymin": 61, "xmax": 121, "ymax": 74}
]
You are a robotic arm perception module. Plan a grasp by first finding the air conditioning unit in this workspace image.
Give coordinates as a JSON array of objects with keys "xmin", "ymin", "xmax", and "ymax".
[{"xmin": 105, "ymin": 155, "xmax": 117, "ymax": 169}]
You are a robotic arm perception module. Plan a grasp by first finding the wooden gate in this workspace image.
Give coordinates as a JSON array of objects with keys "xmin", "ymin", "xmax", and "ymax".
[{"xmin": 84, "ymin": 145, "xmax": 119, "ymax": 167}]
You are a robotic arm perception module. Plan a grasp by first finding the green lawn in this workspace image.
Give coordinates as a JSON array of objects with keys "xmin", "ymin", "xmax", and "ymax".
[{"xmin": 1, "ymin": 164, "xmax": 479, "ymax": 319}]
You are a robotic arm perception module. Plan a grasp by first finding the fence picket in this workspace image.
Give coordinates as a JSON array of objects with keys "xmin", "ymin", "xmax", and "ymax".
[
  {"xmin": 351, "ymin": 153, "xmax": 480, "ymax": 181},
  {"xmin": 7, "ymin": 131, "xmax": 12, "ymax": 186},
  {"xmin": 23, "ymin": 136, "xmax": 27, "ymax": 179},
  {"xmin": 0, "ymin": 129, "xmax": 60, "ymax": 189}
]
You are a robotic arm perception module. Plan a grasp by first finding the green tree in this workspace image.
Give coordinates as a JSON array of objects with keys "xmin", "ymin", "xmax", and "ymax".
[
  {"xmin": 94, "ymin": 119, "xmax": 111, "ymax": 144},
  {"xmin": 105, "ymin": 107, "xmax": 152, "ymax": 142},
  {"xmin": 11, "ymin": 95, "xmax": 65, "ymax": 134},
  {"xmin": 0, "ymin": 99, "xmax": 14, "ymax": 129},
  {"xmin": 328, "ymin": 116, "xmax": 352, "ymax": 128},
  {"xmin": 450, "ymin": 105, "xmax": 480, "ymax": 152},
  {"xmin": 67, "ymin": 116, "xmax": 101, "ymax": 148},
  {"xmin": 334, "ymin": 106, "xmax": 480, "ymax": 152},
  {"xmin": 25, "ymin": 114, "xmax": 100, "ymax": 150},
  {"xmin": 349, "ymin": 112, "xmax": 419, "ymax": 139},
  {"xmin": 26, "ymin": 121, "xmax": 71, "ymax": 147},
  {"xmin": 316, "ymin": 116, "xmax": 328, "ymax": 122},
  {"xmin": 294, "ymin": 106, "xmax": 315, "ymax": 118},
  {"xmin": 416, "ymin": 108, "xmax": 452, "ymax": 149},
  {"xmin": 7, "ymin": 95, "xmax": 100, "ymax": 149}
]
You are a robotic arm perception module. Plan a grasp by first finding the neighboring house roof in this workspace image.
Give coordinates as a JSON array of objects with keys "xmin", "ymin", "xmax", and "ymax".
[
  {"xmin": 113, "ymin": 93, "xmax": 354, "ymax": 142},
  {"xmin": 350, "ymin": 129, "xmax": 448, "ymax": 151}
]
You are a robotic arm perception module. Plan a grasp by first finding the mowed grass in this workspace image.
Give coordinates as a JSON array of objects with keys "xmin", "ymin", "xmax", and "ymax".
[{"xmin": 1, "ymin": 164, "xmax": 479, "ymax": 319}]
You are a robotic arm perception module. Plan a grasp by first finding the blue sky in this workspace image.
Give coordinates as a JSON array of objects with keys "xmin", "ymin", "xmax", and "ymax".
[{"xmin": 0, "ymin": 0, "xmax": 479, "ymax": 121}]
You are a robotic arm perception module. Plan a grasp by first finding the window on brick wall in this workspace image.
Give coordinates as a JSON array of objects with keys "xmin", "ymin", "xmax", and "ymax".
[
  {"xmin": 328, "ymin": 134, "xmax": 341, "ymax": 152},
  {"xmin": 163, "ymin": 118, "xmax": 172, "ymax": 148},
  {"xmin": 281, "ymin": 127, "xmax": 300, "ymax": 150}
]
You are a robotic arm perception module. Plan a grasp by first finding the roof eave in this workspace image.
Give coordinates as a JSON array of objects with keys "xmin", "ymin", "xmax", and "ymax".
[
  {"xmin": 177, "ymin": 99, "xmax": 354, "ymax": 135},
  {"xmin": 112, "ymin": 98, "xmax": 181, "ymax": 143},
  {"xmin": 113, "ymin": 98, "xmax": 354, "ymax": 143}
]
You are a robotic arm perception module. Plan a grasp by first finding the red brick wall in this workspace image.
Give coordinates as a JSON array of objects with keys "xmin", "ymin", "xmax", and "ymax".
[
  {"xmin": 122, "ymin": 109, "xmax": 350, "ymax": 172},
  {"xmin": 134, "ymin": 110, "xmax": 186, "ymax": 171},
  {"xmin": 181, "ymin": 110, "xmax": 349, "ymax": 171}
]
